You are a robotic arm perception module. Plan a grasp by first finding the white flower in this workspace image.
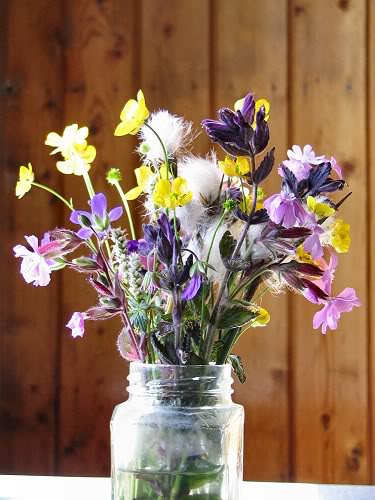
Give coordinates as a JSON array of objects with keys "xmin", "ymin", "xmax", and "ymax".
[
  {"xmin": 176, "ymin": 154, "xmax": 222, "ymax": 235},
  {"xmin": 138, "ymin": 110, "xmax": 193, "ymax": 164}
]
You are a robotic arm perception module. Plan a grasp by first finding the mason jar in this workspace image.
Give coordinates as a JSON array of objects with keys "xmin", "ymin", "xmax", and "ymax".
[{"xmin": 111, "ymin": 363, "xmax": 244, "ymax": 500}]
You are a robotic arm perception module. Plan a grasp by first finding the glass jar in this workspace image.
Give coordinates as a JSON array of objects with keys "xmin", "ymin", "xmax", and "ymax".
[{"xmin": 111, "ymin": 363, "xmax": 244, "ymax": 500}]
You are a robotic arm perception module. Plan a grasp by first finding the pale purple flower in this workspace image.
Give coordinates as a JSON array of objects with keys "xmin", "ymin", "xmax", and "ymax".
[
  {"xmin": 304, "ymin": 253, "xmax": 338, "ymax": 303},
  {"xmin": 67, "ymin": 312, "xmax": 86, "ymax": 338},
  {"xmin": 281, "ymin": 145, "xmax": 325, "ymax": 181},
  {"xmin": 70, "ymin": 192, "xmax": 123, "ymax": 239},
  {"xmin": 313, "ymin": 288, "xmax": 360, "ymax": 334},
  {"xmin": 13, "ymin": 235, "xmax": 54, "ymax": 287},
  {"xmin": 303, "ymin": 225, "xmax": 325, "ymax": 259},
  {"xmin": 264, "ymin": 191, "xmax": 309, "ymax": 228}
]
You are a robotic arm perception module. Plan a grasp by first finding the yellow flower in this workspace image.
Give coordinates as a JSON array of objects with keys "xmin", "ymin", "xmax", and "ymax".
[
  {"xmin": 153, "ymin": 177, "xmax": 192, "ymax": 209},
  {"xmin": 330, "ymin": 218, "xmax": 350, "ymax": 253},
  {"xmin": 307, "ymin": 196, "xmax": 335, "ymax": 218},
  {"xmin": 56, "ymin": 145, "xmax": 96, "ymax": 176},
  {"xmin": 45, "ymin": 124, "xmax": 89, "ymax": 157},
  {"xmin": 234, "ymin": 98, "xmax": 270, "ymax": 130},
  {"xmin": 125, "ymin": 166, "xmax": 154, "ymax": 200},
  {"xmin": 218, "ymin": 156, "xmax": 250, "ymax": 178},
  {"xmin": 241, "ymin": 186, "xmax": 266, "ymax": 213},
  {"xmin": 16, "ymin": 163, "xmax": 34, "ymax": 199},
  {"xmin": 296, "ymin": 245, "xmax": 313, "ymax": 264},
  {"xmin": 251, "ymin": 307, "xmax": 270, "ymax": 327},
  {"xmin": 114, "ymin": 90, "xmax": 149, "ymax": 136}
]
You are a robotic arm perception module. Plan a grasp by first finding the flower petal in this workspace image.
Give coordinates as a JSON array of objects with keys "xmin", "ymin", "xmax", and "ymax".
[
  {"xmin": 109, "ymin": 206, "xmax": 123, "ymax": 222},
  {"xmin": 91, "ymin": 193, "xmax": 107, "ymax": 219}
]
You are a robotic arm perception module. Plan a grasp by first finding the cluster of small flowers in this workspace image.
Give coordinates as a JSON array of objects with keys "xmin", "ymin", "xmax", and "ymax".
[{"xmin": 13, "ymin": 88, "xmax": 359, "ymax": 371}]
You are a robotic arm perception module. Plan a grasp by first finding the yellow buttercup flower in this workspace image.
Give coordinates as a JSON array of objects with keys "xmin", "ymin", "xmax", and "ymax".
[
  {"xmin": 153, "ymin": 177, "xmax": 192, "ymax": 209},
  {"xmin": 307, "ymin": 196, "xmax": 335, "ymax": 218},
  {"xmin": 45, "ymin": 124, "xmax": 89, "ymax": 157},
  {"xmin": 219, "ymin": 156, "xmax": 250, "ymax": 178},
  {"xmin": 56, "ymin": 145, "xmax": 96, "ymax": 176},
  {"xmin": 234, "ymin": 98, "xmax": 270, "ymax": 130},
  {"xmin": 251, "ymin": 307, "xmax": 270, "ymax": 327},
  {"xmin": 296, "ymin": 245, "xmax": 313, "ymax": 264},
  {"xmin": 330, "ymin": 218, "xmax": 350, "ymax": 253},
  {"xmin": 115, "ymin": 90, "xmax": 149, "ymax": 136},
  {"xmin": 125, "ymin": 166, "xmax": 154, "ymax": 200},
  {"xmin": 16, "ymin": 163, "xmax": 34, "ymax": 199},
  {"xmin": 241, "ymin": 186, "xmax": 266, "ymax": 213}
]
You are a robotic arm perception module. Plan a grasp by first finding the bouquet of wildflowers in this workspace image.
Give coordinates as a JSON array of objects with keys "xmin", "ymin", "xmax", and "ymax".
[{"xmin": 14, "ymin": 90, "xmax": 359, "ymax": 382}]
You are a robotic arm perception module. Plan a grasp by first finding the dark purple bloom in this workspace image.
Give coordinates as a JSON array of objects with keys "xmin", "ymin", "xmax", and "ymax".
[
  {"xmin": 70, "ymin": 193, "xmax": 123, "ymax": 239},
  {"xmin": 202, "ymin": 92, "xmax": 269, "ymax": 156},
  {"xmin": 127, "ymin": 240, "xmax": 139, "ymax": 253}
]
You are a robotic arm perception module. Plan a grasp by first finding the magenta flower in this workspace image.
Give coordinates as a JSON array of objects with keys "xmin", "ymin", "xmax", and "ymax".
[
  {"xmin": 313, "ymin": 288, "xmax": 360, "ymax": 334},
  {"xmin": 264, "ymin": 191, "xmax": 309, "ymax": 228},
  {"xmin": 70, "ymin": 192, "xmax": 123, "ymax": 239},
  {"xmin": 13, "ymin": 235, "xmax": 54, "ymax": 287},
  {"xmin": 67, "ymin": 312, "xmax": 86, "ymax": 338},
  {"xmin": 281, "ymin": 145, "xmax": 325, "ymax": 181},
  {"xmin": 304, "ymin": 253, "xmax": 338, "ymax": 303}
]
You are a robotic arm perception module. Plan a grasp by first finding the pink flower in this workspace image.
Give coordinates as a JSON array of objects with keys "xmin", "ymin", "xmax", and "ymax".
[
  {"xmin": 313, "ymin": 288, "xmax": 360, "ymax": 334},
  {"xmin": 264, "ymin": 191, "xmax": 309, "ymax": 228},
  {"xmin": 304, "ymin": 253, "xmax": 338, "ymax": 303},
  {"xmin": 281, "ymin": 145, "xmax": 325, "ymax": 181},
  {"xmin": 67, "ymin": 312, "xmax": 86, "ymax": 338},
  {"xmin": 328, "ymin": 156, "xmax": 343, "ymax": 179},
  {"xmin": 13, "ymin": 235, "xmax": 54, "ymax": 287}
]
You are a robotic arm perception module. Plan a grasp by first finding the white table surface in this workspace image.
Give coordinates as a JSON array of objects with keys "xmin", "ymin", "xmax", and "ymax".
[{"xmin": 1, "ymin": 475, "xmax": 375, "ymax": 499}]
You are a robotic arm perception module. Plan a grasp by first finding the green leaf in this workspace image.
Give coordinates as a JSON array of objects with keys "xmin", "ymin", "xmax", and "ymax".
[
  {"xmin": 177, "ymin": 458, "xmax": 224, "ymax": 491},
  {"xmin": 217, "ymin": 304, "xmax": 257, "ymax": 330},
  {"xmin": 228, "ymin": 354, "xmax": 247, "ymax": 383},
  {"xmin": 219, "ymin": 230, "xmax": 236, "ymax": 262}
]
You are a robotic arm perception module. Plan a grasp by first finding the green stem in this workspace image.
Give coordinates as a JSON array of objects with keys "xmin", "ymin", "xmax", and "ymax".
[
  {"xmin": 144, "ymin": 123, "xmax": 171, "ymax": 178},
  {"xmin": 113, "ymin": 180, "xmax": 137, "ymax": 240},
  {"xmin": 82, "ymin": 170, "xmax": 95, "ymax": 199},
  {"xmin": 32, "ymin": 182, "xmax": 73, "ymax": 210},
  {"xmin": 200, "ymin": 209, "xmax": 226, "ymax": 334}
]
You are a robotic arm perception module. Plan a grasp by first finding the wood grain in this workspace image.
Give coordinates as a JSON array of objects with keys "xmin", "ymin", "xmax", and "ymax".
[
  {"xmin": 0, "ymin": 0, "xmax": 63, "ymax": 474},
  {"xmin": 58, "ymin": 0, "xmax": 138, "ymax": 475},
  {"xmin": 290, "ymin": 0, "xmax": 369, "ymax": 484},
  {"xmin": 213, "ymin": 0, "xmax": 290, "ymax": 481}
]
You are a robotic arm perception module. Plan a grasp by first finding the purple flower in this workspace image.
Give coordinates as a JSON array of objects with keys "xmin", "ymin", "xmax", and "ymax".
[
  {"xmin": 281, "ymin": 145, "xmax": 325, "ymax": 182},
  {"xmin": 127, "ymin": 239, "xmax": 139, "ymax": 253},
  {"xmin": 182, "ymin": 270, "xmax": 202, "ymax": 300},
  {"xmin": 13, "ymin": 235, "xmax": 54, "ymax": 286},
  {"xmin": 264, "ymin": 191, "xmax": 310, "ymax": 228},
  {"xmin": 304, "ymin": 253, "xmax": 338, "ymax": 303},
  {"xmin": 303, "ymin": 225, "xmax": 325, "ymax": 259},
  {"xmin": 70, "ymin": 193, "xmax": 123, "ymax": 239},
  {"xmin": 67, "ymin": 312, "xmax": 86, "ymax": 338},
  {"xmin": 313, "ymin": 288, "xmax": 360, "ymax": 334},
  {"xmin": 202, "ymin": 92, "xmax": 269, "ymax": 156}
]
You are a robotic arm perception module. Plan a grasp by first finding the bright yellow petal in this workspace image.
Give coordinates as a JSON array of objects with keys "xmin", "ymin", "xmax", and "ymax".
[
  {"xmin": 125, "ymin": 186, "xmax": 143, "ymax": 200},
  {"xmin": 119, "ymin": 99, "xmax": 138, "ymax": 122},
  {"xmin": 159, "ymin": 164, "xmax": 169, "ymax": 180},
  {"xmin": 135, "ymin": 166, "xmax": 153, "ymax": 190},
  {"xmin": 236, "ymin": 157, "xmax": 250, "ymax": 175},
  {"xmin": 80, "ymin": 145, "xmax": 96, "ymax": 164},
  {"xmin": 219, "ymin": 157, "xmax": 236, "ymax": 177},
  {"xmin": 255, "ymin": 99, "xmax": 270, "ymax": 120},
  {"xmin": 16, "ymin": 180, "xmax": 31, "ymax": 199},
  {"xmin": 115, "ymin": 120, "xmax": 138, "ymax": 136},
  {"xmin": 251, "ymin": 307, "xmax": 270, "ymax": 327}
]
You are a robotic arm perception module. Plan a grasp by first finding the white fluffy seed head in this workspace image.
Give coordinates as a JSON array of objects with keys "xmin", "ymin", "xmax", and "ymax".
[
  {"xmin": 138, "ymin": 110, "xmax": 193, "ymax": 164},
  {"xmin": 176, "ymin": 154, "xmax": 222, "ymax": 235}
]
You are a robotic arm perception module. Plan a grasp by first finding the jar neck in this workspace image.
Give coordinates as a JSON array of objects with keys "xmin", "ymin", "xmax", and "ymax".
[{"xmin": 126, "ymin": 363, "xmax": 234, "ymax": 405}]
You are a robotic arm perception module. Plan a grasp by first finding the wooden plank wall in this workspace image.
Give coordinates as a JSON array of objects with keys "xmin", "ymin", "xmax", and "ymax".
[{"xmin": 0, "ymin": 0, "xmax": 372, "ymax": 483}]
